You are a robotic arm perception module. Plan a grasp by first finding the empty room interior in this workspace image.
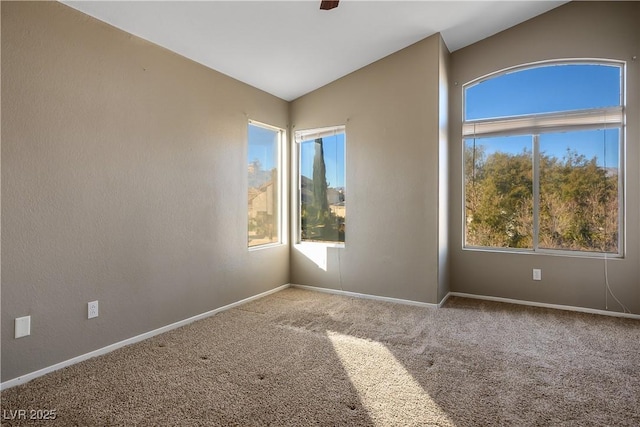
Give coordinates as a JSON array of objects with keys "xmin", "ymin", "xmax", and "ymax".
[{"xmin": 2, "ymin": 0, "xmax": 639, "ymax": 425}]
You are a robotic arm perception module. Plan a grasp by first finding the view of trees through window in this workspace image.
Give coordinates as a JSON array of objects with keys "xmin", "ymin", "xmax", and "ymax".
[
  {"xmin": 465, "ymin": 129, "xmax": 620, "ymax": 252},
  {"xmin": 298, "ymin": 130, "xmax": 345, "ymax": 243},
  {"xmin": 538, "ymin": 130, "xmax": 619, "ymax": 252},
  {"xmin": 464, "ymin": 62, "xmax": 623, "ymax": 254},
  {"xmin": 465, "ymin": 135, "xmax": 534, "ymax": 249},
  {"xmin": 248, "ymin": 122, "xmax": 281, "ymax": 247}
]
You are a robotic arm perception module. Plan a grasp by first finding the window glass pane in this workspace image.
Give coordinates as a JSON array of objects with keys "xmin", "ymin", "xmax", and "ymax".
[
  {"xmin": 299, "ymin": 132, "xmax": 345, "ymax": 243},
  {"xmin": 465, "ymin": 64, "xmax": 621, "ymax": 120},
  {"xmin": 538, "ymin": 129, "xmax": 619, "ymax": 253},
  {"xmin": 465, "ymin": 135, "xmax": 533, "ymax": 249},
  {"xmin": 248, "ymin": 123, "xmax": 280, "ymax": 247}
]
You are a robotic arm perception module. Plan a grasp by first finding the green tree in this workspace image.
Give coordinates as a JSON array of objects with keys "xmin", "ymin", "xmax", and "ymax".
[
  {"xmin": 313, "ymin": 138, "xmax": 330, "ymax": 216},
  {"xmin": 465, "ymin": 145, "xmax": 533, "ymax": 248},
  {"xmin": 539, "ymin": 150, "xmax": 618, "ymax": 252},
  {"xmin": 300, "ymin": 138, "xmax": 342, "ymax": 242},
  {"xmin": 466, "ymin": 143, "xmax": 618, "ymax": 253}
]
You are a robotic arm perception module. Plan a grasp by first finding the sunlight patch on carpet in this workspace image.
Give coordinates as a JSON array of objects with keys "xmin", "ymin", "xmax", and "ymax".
[{"xmin": 327, "ymin": 330, "xmax": 454, "ymax": 426}]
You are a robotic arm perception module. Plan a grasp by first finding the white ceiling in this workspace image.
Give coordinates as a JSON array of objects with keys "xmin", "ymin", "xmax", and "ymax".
[{"xmin": 62, "ymin": 1, "xmax": 568, "ymax": 101}]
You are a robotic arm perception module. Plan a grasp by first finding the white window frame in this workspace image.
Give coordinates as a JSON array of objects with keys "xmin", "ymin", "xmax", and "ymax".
[
  {"xmin": 247, "ymin": 119, "xmax": 287, "ymax": 250},
  {"xmin": 293, "ymin": 125, "xmax": 346, "ymax": 246},
  {"xmin": 462, "ymin": 59, "xmax": 625, "ymax": 257}
]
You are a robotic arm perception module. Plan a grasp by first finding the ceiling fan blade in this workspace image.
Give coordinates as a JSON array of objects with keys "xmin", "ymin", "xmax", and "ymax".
[{"xmin": 320, "ymin": 1, "xmax": 339, "ymax": 11}]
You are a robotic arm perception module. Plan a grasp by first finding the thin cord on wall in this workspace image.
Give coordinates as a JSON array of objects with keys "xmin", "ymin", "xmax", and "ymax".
[
  {"xmin": 604, "ymin": 251, "xmax": 630, "ymax": 313},
  {"xmin": 602, "ymin": 121, "xmax": 630, "ymax": 313}
]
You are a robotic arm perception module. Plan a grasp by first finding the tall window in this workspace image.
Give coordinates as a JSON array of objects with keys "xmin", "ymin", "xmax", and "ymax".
[
  {"xmin": 463, "ymin": 61, "xmax": 624, "ymax": 255},
  {"xmin": 296, "ymin": 126, "xmax": 346, "ymax": 243},
  {"xmin": 248, "ymin": 121, "xmax": 283, "ymax": 248}
]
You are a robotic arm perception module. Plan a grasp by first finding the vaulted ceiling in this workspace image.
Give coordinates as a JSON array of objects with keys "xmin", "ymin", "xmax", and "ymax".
[{"xmin": 62, "ymin": 1, "xmax": 568, "ymax": 101}]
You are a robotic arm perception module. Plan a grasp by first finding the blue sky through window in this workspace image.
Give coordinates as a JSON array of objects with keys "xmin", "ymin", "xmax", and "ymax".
[
  {"xmin": 300, "ymin": 133, "xmax": 345, "ymax": 188},
  {"xmin": 468, "ymin": 128, "xmax": 619, "ymax": 168},
  {"xmin": 465, "ymin": 63, "xmax": 622, "ymax": 168},
  {"xmin": 465, "ymin": 63, "xmax": 621, "ymax": 121},
  {"xmin": 248, "ymin": 124, "xmax": 278, "ymax": 171},
  {"xmin": 541, "ymin": 129, "xmax": 619, "ymax": 167}
]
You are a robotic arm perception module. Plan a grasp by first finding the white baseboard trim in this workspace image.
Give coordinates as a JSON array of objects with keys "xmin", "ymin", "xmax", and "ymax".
[
  {"xmin": 292, "ymin": 284, "xmax": 439, "ymax": 308},
  {"xmin": 6, "ymin": 284, "xmax": 633, "ymax": 390},
  {"xmin": 437, "ymin": 291, "xmax": 451, "ymax": 308},
  {"xmin": 0, "ymin": 283, "xmax": 291, "ymax": 391},
  {"xmin": 447, "ymin": 292, "xmax": 640, "ymax": 320}
]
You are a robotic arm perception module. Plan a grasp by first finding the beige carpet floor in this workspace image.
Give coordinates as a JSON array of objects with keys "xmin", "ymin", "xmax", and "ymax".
[{"xmin": 2, "ymin": 287, "xmax": 639, "ymax": 426}]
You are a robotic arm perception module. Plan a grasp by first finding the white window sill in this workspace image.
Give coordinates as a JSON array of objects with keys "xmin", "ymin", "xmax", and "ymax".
[
  {"xmin": 248, "ymin": 242, "xmax": 286, "ymax": 252},
  {"xmin": 296, "ymin": 241, "xmax": 345, "ymax": 249},
  {"xmin": 462, "ymin": 246, "xmax": 623, "ymax": 259}
]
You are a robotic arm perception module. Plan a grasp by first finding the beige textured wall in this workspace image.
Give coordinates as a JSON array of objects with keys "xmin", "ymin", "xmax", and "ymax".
[
  {"xmin": 449, "ymin": 1, "xmax": 640, "ymax": 312},
  {"xmin": 289, "ymin": 34, "xmax": 447, "ymax": 304},
  {"xmin": 1, "ymin": 1, "xmax": 289, "ymax": 382}
]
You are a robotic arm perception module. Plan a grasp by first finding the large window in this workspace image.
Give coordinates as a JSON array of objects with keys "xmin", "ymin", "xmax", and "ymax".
[
  {"xmin": 248, "ymin": 121, "xmax": 284, "ymax": 248},
  {"xmin": 295, "ymin": 126, "xmax": 346, "ymax": 243},
  {"xmin": 463, "ymin": 61, "xmax": 624, "ymax": 255}
]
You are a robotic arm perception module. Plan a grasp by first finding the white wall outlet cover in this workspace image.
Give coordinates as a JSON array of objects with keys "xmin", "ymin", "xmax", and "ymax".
[
  {"xmin": 88, "ymin": 301, "xmax": 99, "ymax": 319},
  {"xmin": 15, "ymin": 316, "xmax": 31, "ymax": 339},
  {"xmin": 533, "ymin": 269, "xmax": 542, "ymax": 281}
]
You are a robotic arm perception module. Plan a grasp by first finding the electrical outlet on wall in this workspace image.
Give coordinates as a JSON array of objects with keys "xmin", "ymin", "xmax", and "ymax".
[
  {"xmin": 533, "ymin": 269, "xmax": 542, "ymax": 281},
  {"xmin": 88, "ymin": 301, "xmax": 99, "ymax": 319}
]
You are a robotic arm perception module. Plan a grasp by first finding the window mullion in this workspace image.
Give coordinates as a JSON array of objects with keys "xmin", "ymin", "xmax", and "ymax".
[
  {"xmin": 463, "ymin": 106, "xmax": 623, "ymax": 138},
  {"xmin": 532, "ymin": 134, "xmax": 540, "ymax": 252}
]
